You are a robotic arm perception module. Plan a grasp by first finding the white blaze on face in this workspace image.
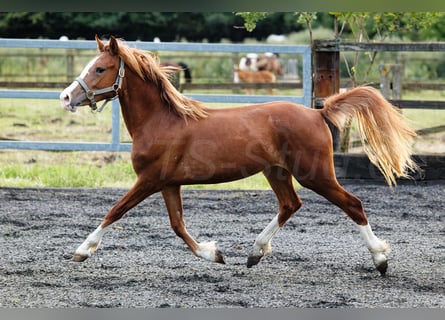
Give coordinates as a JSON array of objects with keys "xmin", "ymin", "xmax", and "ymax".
[
  {"xmin": 59, "ymin": 56, "xmax": 99, "ymax": 112},
  {"xmin": 78, "ymin": 56, "xmax": 99, "ymax": 79}
]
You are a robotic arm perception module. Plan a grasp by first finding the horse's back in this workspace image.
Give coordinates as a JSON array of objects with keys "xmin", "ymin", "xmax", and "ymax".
[
  {"xmin": 220, "ymin": 101, "xmax": 323, "ymax": 130},
  {"xmin": 203, "ymin": 101, "xmax": 330, "ymax": 151}
]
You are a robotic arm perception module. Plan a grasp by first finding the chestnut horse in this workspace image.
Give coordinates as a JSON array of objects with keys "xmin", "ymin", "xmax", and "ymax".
[
  {"xmin": 60, "ymin": 36, "xmax": 418, "ymax": 275},
  {"xmin": 240, "ymin": 52, "xmax": 283, "ymax": 77},
  {"xmin": 233, "ymin": 65, "xmax": 276, "ymax": 95}
]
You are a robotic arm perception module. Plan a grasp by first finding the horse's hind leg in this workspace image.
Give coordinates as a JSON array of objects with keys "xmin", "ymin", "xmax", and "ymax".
[
  {"xmin": 161, "ymin": 185, "xmax": 225, "ymax": 264},
  {"xmin": 300, "ymin": 175, "xmax": 390, "ymax": 275},
  {"xmin": 247, "ymin": 167, "xmax": 302, "ymax": 268}
]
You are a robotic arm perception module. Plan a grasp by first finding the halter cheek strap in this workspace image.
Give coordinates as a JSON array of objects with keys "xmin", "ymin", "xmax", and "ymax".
[{"xmin": 75, "ymin": 59, "xmax": 125, "ymax": 112}]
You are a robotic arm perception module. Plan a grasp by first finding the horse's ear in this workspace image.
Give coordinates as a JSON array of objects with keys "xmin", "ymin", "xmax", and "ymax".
[
  {"xmin": 108, "ymin": 36, "xmax": 119, "ymax": 56},
  {"xmin": 95, "ymin": 35, "xmax": 105, "ymax": 52}
]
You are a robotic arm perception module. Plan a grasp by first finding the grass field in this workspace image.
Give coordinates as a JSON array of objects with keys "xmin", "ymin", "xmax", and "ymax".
[{"xmin": 1, "ymin": 92, "xmax": 444, "ymax": 189}]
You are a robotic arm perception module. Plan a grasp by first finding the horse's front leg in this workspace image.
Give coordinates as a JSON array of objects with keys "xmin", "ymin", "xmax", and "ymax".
[
  {"xmin": 72, "ymin": 224, "xmax": 108, "ymax": 262},
  {"xmin": 72, "ymin": 178, "xmax": 157, "ymax": 262},
  {"xmin": 161, "ymin": 185, "xmax": 225, "ymax": 264}
]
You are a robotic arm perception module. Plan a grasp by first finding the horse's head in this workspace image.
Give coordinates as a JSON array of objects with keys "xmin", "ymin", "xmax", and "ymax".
[{"xmin": 60, "ymin": 35, "xmax": 125, "ymax": 112}]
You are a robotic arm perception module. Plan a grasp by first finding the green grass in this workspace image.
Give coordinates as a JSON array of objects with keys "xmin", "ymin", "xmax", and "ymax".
[
  {"xmin": 0, "ymin": 150, "xmax": 135, "ymax": 188},
  {"xmin": 0, "ymin": 149, "xmax": 275, "ymax": 189}
]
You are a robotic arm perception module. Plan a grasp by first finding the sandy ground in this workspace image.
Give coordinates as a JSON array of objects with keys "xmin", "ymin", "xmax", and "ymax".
[{"xmin": 0, "ymin": 182, "xmax": 444, "ymax": 307}]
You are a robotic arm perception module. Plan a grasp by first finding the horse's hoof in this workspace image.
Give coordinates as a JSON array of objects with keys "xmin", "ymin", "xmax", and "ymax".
[
  {"xmin": 376, "ymin": 260, "xmax": 388, "ymax": 276},
  {"xmin": 246, "ymin": 255, "xmax": 262, "ymax": 268},
  {"xmin": 215, "ymin": 249, "xmax": 226, "ymax": 264},
  {"xmin": 72, "ymin": 253, "xmax": 88, "ymax": 262}
]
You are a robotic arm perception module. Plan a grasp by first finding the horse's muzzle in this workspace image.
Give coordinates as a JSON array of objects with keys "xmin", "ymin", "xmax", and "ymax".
[{"xmin": 60, "ymin": 82, "xmax": 86, "ymax": 112}]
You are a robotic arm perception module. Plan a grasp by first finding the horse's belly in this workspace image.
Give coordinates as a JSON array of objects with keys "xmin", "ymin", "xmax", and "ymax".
[
  {"xmin": 178, "ymin": 157, "xmax": 265, "ymax": 185},
  {"xmin": 171, "ymin": 139, "xmax": 281, "ymax": 185}
]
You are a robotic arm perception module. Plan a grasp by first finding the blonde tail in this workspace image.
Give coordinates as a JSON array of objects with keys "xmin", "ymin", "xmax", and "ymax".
[{"xmin": 321, "ymin": 86, "xmax": 419, "ymax": 186}]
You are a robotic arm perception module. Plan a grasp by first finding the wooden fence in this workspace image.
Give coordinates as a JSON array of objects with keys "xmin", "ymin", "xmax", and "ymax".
[
  {"xmin": 313, "ymin": 40, "xmax": 445, "ymax": 110},
  {"xmin": 313, "ymin": 40, "xmax": 445, "ymax": 181}
]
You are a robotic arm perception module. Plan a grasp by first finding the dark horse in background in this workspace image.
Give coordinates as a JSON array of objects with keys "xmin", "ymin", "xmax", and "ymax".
[
  {"xmin": 160, "ymin": 61, "xmax": 192, "ymax": 91},
  {"xmin": 60, "ymin": 36, "xmax": 419, "ymax": 276}
]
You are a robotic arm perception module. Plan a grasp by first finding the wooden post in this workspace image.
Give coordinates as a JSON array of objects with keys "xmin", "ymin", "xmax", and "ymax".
[
  {"xmin": 379, "ymin": 64, "xmax": 403, "ymax": 99},
  {"xmin": 392, "ymin": 64, "xmax": 403, "ymax": 100},
  {"xmin": 66, "ymin": 49, "xmax": 74, "ymax": 83},
  {"xmin": 378, "ymin": 64, "xmax": 392, "ymax": 98},
  {"xmin": 313, "ymin": 40, "xmax": 340, "ymax": 150}
]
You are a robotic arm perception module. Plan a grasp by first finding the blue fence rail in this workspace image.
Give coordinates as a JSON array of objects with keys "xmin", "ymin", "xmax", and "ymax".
[{"xmin": 0, "ymin": 38, "xmax": 312, "ymax": 152}]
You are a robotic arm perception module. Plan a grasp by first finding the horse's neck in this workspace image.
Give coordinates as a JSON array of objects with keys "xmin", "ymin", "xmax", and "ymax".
[{"xmin": 118, "ymin": 74, "xmax": 168, "ymax": 139}]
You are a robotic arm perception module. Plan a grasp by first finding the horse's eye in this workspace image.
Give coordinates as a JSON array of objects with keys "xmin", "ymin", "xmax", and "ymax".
[{"xmin": 96, "ymin": 67, "xmax": 105, "ymax": 74}]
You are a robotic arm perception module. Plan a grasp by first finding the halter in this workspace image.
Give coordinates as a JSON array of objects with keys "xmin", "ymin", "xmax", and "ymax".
[{"xmin": 75, "ymin": 59, "xmax": 125, "ymax": 112}]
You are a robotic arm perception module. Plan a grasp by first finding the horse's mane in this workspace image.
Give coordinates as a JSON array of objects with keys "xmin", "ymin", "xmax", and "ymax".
[{"xmin": 104, "ymin": 39, "xmax": 207, "ymax": 121}]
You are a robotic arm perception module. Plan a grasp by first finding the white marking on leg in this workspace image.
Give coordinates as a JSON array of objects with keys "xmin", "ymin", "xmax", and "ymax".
[
  {"xmin": 74, "ymin": 225, "xmax": 109, "ymax": 259},
  {"xmin": 252, "ymin": 215, "xmax": 280, "ymax": 257},
  {"xmin": 196, "ymin": 241, "xmax": 218, "ymax": 262},
  {"xmin": 359, "ymin": 224, "xmax": 390, "ymax": 267}
]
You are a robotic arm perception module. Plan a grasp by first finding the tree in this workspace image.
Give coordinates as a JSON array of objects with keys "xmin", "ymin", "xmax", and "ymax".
[{"xmin": 0, "ymin": 12, "xmax": 303, "ymax": 42}]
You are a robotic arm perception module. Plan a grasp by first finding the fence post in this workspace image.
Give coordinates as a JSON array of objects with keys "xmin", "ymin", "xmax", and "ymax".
[
  {"xmin": 111, "ymin": 99, "xmax": 121, "ymax": 151},
  {"xmin": 312, "ymin": 40, "xmax": 340, "ymax": 150},
  {"xmin": 66, "ymin": 49, "xmax": 75, "ymax": 82},
  {"xmin": 378, "ymin": 64, "xmax": 391, "ymax": 98},
  {"xmin": 379, "ymin": 64, "xmax": 403, "ymax": 99},
  {"xmin": 392, "ymin": 64, "xmax": 403, "ymax": 100}
]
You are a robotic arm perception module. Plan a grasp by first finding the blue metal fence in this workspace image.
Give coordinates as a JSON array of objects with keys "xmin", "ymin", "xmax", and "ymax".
[{"xmin": 0, "ymin": 38, "xmax": 312, "ymax": 152}]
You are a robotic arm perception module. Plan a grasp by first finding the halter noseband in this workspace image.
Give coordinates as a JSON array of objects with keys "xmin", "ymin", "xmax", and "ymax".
[{"xmin": 75, "ymin": 59, "xmax": 125, "ymax": 112}]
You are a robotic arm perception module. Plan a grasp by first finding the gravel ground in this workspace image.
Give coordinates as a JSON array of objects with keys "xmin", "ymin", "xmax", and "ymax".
[{"xmin": 0, "ymin": 181, "xmax": 444, "ymax": 307}]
